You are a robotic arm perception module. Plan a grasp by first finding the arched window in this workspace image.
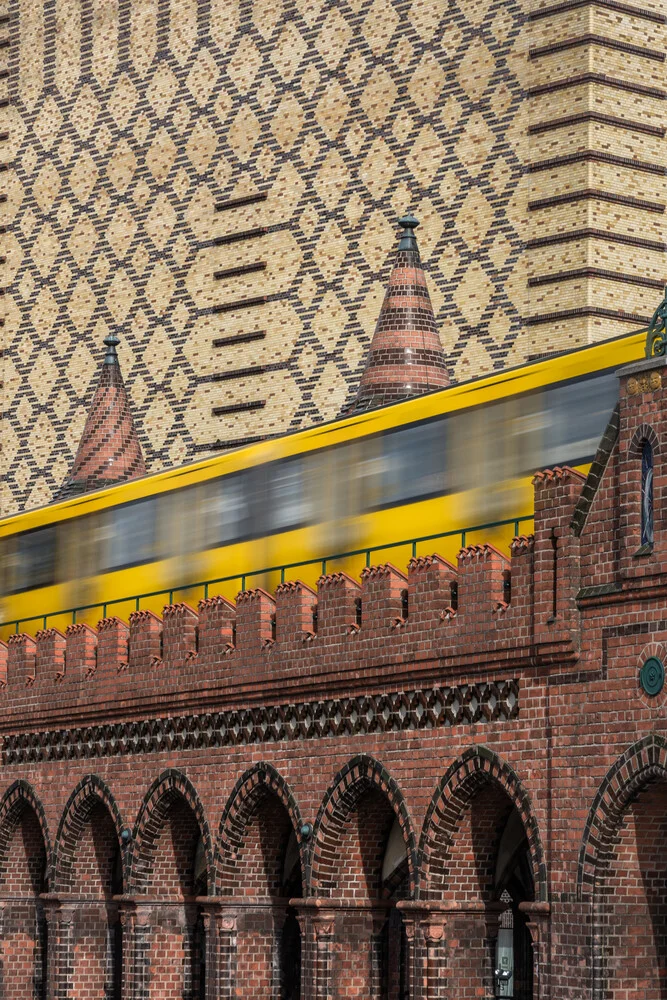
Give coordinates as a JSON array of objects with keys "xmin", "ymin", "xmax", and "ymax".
[{"xmin": 641, "ymin": 439, "xmax": 654, "ymax": 547}]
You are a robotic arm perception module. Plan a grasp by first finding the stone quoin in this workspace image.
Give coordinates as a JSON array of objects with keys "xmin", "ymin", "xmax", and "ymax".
[{"xmin": 0, "ymin": 338, "xmax": 667, "ymax": 998}]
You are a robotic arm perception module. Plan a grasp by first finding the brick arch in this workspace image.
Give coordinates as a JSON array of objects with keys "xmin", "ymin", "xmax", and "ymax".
[
  {"xmin": 0, "ymin": 780, "xmax": 52, "ymax": 889},
  {"xmin": 129, "ymin": 769, "xmax": 214, "ymax": 896},
  {"xmin": 215, "ymin": 762, "xmax": 305, "ymax": 896},
  {"xmin": 419, "ymin": 745, "xmax": 547, "ymax": 902},
  {"xmin": 577, "ymin": 733, "xmax": 667, "ymax": 901},
  {"xmin": 310, "ymin": 754, "xmax": 418, "ymax": 898},
  {"xmin": 52, "ymin": 774, "xmax": 126, "ymax": 893},
  {"xmin": 628, "ymin": 423, "xmax": 660, "ymax": 457}
]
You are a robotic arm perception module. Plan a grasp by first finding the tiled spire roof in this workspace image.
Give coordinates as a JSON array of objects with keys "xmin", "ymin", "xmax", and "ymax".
[
  {"xmin": 54, "ymin": 332, "xmax": 146, "ymax": 502},
  {"xmin": 346, "ymin": 214, "xmax": 449, "ymax": 413}
]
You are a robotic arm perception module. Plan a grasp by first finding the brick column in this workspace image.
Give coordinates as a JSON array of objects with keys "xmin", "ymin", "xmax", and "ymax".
[
  {"xmin": 115, "ymin": 897, "xmax": 153, "ymax": 1000},
  {"xmin": 41, "ymin": 896, "xmax": 76, "ymax": 1000},
  {"xmin": 132, "ymin": 900, "xmax": 152, "ymax": 1000},
  {"xmin": 117, "ymin": 901, "xmax": 137, "ymax": 1000},
  {"xmin": 519, "ymin": 901, "xmax": 551, "ymax": 1000},
  {"xmin": 396, "ymin": 902, "xmax": 436, "ymax": 1000},
  {"xmin": 197, "ymin": 899, "xmax": 222, "ymax": 1000},
  {"xmin": 400, "ymin": 913, "xmax": 419, "ymax": 1000},
  {"xmin": 217, "ymin": 906, "xmax": 239, "ymax": 1000},
  {"xmin": 369, "ymin": 908, "xmax": 389, "ymax": 998},
  {"xmin": 293, "ymin": 900, "xmax": 337, "ymax": 1000},
  {"xmin": 422, "ymin": 915, "xmax": 447, "ymax": 1000},
  {"xmin": 313, "ymin": 908, "xmax": 336, "ymax": 1000}
]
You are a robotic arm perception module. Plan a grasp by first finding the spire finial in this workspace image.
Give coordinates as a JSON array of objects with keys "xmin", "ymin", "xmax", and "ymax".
[
  {"xmin": 104, "ymin": 331, "xmax": 120, "ymax": 365},
  {"xmin": 398, "ymin": 213, "xmax": 419, "ymax": 252},
  {"xmin": 342, "ymin": 214, "xmax": 449, "ymax": 414},
  {"xmin": 54, "ymin": 331, "xmax": 145, "ymax": 501}
]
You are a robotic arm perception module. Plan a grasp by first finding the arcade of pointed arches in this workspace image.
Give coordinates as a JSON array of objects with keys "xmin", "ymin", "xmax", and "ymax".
[{"xmin": 0, "ymin": 742, "xmax": 660, "ymax": 999}]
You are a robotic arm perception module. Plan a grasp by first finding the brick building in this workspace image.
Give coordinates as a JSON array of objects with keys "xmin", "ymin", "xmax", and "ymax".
[
  {"xmin": 1, "ymin": 313, "xmax": 667, "ymax": 997},
  {"xmin": 1, "ymin": 0, "xmax": 666, "ymax": 514}
]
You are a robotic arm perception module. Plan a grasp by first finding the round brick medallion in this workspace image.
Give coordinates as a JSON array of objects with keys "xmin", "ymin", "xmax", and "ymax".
[{"xmin": 640, "ymin": 656, "xmax": 665, "ymax": 697}]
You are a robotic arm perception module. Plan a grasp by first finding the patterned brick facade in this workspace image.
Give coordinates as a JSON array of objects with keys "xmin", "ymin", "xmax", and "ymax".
[
  {"xmin": 0, "ymin": 350, "xmax": 666, "ymax": 997},
  {"xmin": 1, "ymin": 0, "xmax": 665, "ymax": 515}
]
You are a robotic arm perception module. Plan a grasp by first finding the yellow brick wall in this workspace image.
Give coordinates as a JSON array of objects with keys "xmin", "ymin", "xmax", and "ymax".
[{"xmin": 0, "ymin": 0, "xmax": 665, "ymax": 514}]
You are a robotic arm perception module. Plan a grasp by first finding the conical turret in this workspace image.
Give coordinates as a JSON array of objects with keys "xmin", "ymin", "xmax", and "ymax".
[
  {"xmin": 346, "ymin": 214, "xmax": 449, "ymax": 413},
  {"xmin": 54, "ymin": 332, "xmax": 146, "ymax": 501}
]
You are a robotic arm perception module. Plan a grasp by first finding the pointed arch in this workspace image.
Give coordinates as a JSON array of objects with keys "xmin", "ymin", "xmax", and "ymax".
[
  {"xmin": 577, "ymin": 733, "xmax": 667, "ymax": 901},
  {"xmin": 215, "ymin": 762, "xmax": 306, "ymax": 896},
  {"xmin": 419, "ymin": 745, "xmax": 547, "ymax": 902},
  {"xmin": 311, "ymin": 754, "xmax": 418, "ymax": 898},
  {"xmin": 628, "ymin": 423, "xmax": 660, "ymax": 457},
  {"xmin": 0, "ymin": 780, "xmax": 52, "ymax": 887},
  {"xmin": 129, "ymin": 769, "xmax": 214, "ymax": 895},
  {"xmin": 52, "ymin": 774, "xmax": 126, "ymax": 892}
]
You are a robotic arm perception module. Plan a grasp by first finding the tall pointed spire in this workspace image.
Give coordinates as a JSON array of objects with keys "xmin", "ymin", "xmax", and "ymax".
[
  {"xmin": 54, "ymin": 332, "xmax": 146, "ymax": 501},
  {"xmin": 346, "ymin": 214, "xmax": 450, "ymax": 413}
]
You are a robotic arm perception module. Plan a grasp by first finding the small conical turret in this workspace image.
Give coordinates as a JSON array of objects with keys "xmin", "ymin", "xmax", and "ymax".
[
  {"xmin": 54, "ymin": 332, "xmax": 146, "ymax": 501},
  {"xmin": 345, "ymin": 214, "xmax": 449, "ymax": 413}
]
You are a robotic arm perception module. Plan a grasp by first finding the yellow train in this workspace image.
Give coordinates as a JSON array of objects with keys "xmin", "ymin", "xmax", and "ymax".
[{"xmin": 0, "ymin": 329, "xmax": 646, "ymax": 639}]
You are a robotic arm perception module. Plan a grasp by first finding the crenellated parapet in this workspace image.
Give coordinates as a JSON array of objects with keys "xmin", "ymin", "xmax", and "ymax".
[{"xmin": 0, "ymin": 467, "xmax": 588, "ymax": 731}]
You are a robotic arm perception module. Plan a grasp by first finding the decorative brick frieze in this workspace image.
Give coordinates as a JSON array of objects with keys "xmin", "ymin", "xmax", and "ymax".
[{"xmin": 1, "ymin": 678, "xmax": 520, "ymax": 766}]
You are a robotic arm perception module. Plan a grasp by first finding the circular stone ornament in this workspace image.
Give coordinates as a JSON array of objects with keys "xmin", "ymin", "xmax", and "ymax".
[{"xmin": 640, "ymin": 656, "xmax": 665, "ymax": 697}]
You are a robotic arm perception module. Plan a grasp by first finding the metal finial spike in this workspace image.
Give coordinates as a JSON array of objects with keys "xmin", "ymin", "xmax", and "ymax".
[
  {"xmin": 398, "ymin": 213, "xmax": 419, "ymax": 251},
  {"xmin": 103, "ymin": 332, "xmax": 120, "ymax": 365}
]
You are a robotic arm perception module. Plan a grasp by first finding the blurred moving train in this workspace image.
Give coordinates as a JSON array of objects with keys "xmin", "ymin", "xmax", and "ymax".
[{"xmin": 0, "ymin": 329, "xmax": 646, "ymax": 638}]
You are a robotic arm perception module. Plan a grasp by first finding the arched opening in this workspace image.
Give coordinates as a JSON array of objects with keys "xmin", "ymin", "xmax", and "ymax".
[
  {"xmin": 142, "ymin": 797, "xmax": 204, "ymax": 999},
  {"xmin": 311, "ymin": 760, "xmax": 416, "ymax": 1000},
  {"xmin": 63, "ymin": 800, "xmax": 124, "ymax": 1000},
  {"xmin": 641, "ymin": 438, "xmax": 654, "ymax": 548},
  {"xmin": 596, "ymin": 779, "xmax": 667, "ymax": 999},
  {"xmin": 0, "ymin": 792, "xmax": 49, "ymax": 999},
  {"xmin": 131, "ymin": 776, "xmax": 212, "ymax": 1000},
  {"xmin": 494, "ymin": 809, "xmax": 535, "ymax": 1000},
  {"xmin": 421, "ymin": 755, "xmax": 542, "ymax": 1000},
  {"xmin": 382, "ymin": 818, "xmax": 411, "ymax": 1000},
  {"xmin": 217, "ymin": 768, "xmax": 304, "ymax": 999}
]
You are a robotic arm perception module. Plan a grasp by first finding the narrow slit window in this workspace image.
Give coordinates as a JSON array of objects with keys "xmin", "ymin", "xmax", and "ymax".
[{"xmin": 641, "ymin": 439, "xmax": 654, "ymax": 547}]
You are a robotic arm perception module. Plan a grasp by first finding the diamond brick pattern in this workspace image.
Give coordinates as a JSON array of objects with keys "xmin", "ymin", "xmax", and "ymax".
[{"xmin": 2, "ymin": 0, "xmax": 526, "ymax": 515}]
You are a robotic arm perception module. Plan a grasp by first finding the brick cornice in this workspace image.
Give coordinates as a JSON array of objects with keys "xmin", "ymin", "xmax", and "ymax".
[
  {"xmin": 528, "ymin": 151, "xmax": 666, "ymax": 176},
  {"xmin": 528, "ymin": 0, "xmax": 666, "ymax": 23},
  {"xmin": 529, "ymin": 34, "xmax": 665, "ymax": 61},
  {"xmin": 525, "ymin": 306, "xmax": 650, "ymax": 325},
  {"xmin": 528, "ymin": 268, "xmax": 665, "ymax": 289},
  {"xmin": 526, "ymin": 73, "xmax": 666, "ymax": 100},
  {"xmin": 525, "ymin": 228, "xmax": 666, "ymax": 252},
  {"xmin": 528, "ymin": 113, "xmax": 665, "ymax": 137},
  {"xmin": 528, "ymin": 190, "xmax": 665, "ymax": 213}
]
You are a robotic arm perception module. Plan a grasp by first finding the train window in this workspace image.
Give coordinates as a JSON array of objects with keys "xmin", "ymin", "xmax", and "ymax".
[
  {"xmin": 268, "ymin": 458, "xmax": 311, "ymax": 532},
  {"xmin": 204, "ymin": 474, "xmax": 249, "ymax": 545},
  {"xmin": 543, "ymin": 375, "xmax": 617, "ymax": 467},
  {"xmin": 160, "ymin": 488, "xmax": 201, "ymax": 558},
  {"xmin": 379, "ymin": 419, "xmax": 447, "ymax": 506},
  {"xmin": 103, "ymin": 499, "xmax": 156, "ymax": 571},
  {"xmin": 14, "ymin": 525, "xmax": 57, "ymax": 591}
]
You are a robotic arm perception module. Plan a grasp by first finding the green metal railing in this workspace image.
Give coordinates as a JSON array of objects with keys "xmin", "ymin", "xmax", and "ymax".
[{"xmin": 0, "ymin": 515, "xmax": 533, "ymax": 636}]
